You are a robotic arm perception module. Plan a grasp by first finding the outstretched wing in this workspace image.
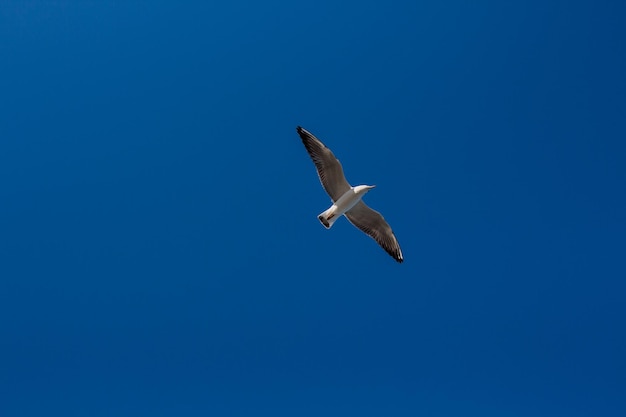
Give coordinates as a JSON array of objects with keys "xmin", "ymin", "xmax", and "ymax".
[
  {"xmin": 345, "ymin": 201, "xmax": 403, "ymax": 263},
  {"xmin": 297, "ymin": 126, "xmax": 351, "ymax": 202}
]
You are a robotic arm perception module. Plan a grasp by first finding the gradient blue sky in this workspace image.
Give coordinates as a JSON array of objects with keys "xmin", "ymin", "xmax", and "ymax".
[{"xmin": 2, "ymin": 1, "xmax": 625, "ymax": 416}]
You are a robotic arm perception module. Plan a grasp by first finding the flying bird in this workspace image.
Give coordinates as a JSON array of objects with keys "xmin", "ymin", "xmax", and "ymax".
[{"xmin": 297, "ymin": 126, "xmax": 403, "ymax": 263}]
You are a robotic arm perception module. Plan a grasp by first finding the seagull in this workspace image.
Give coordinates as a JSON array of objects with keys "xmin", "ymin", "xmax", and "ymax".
[{"xmin": 297, "ymin": 126, "xmax": 403, "ymax": 263}]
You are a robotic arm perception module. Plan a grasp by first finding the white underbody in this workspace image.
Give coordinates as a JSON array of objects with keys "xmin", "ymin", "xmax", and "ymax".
[{"xmin": 317, "ymin": 185, "xmax": 372, "ymax": 229}]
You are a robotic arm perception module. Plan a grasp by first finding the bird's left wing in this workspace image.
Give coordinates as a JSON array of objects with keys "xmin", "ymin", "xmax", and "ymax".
[{"xmin": 345, "ymin": 201, "xmax": 403, "ymax": 263}]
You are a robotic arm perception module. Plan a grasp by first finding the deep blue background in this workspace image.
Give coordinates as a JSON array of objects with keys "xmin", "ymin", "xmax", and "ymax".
[{"xmin": 1, "ymin": 1, "xmax": 625, "ymax": 416}]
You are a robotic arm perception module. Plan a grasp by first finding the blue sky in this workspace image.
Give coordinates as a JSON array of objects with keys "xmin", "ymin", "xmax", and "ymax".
[{"xmin": 1, "ymin": 1, "xmax": 625, "ymax": 416}]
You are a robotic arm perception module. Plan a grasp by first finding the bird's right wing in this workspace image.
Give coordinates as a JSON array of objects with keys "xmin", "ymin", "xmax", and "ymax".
[
  {"xmin": 297, "ymin": 126, "xmax": 351, "ymax": 202},
  {"xmin": 345, "ymin": 201, "xmax": 403, "ymax": 263}
]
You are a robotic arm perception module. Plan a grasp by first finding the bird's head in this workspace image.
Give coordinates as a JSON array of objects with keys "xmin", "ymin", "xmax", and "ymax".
[{"xmin": 355, "ymin": 185, "xmax": 376, "ymax": 195}]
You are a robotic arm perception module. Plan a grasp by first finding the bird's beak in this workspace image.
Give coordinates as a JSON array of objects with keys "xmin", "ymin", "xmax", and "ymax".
[{"xmin": 369, "ymin": 185, "xmax": 376, "ymax": 189}]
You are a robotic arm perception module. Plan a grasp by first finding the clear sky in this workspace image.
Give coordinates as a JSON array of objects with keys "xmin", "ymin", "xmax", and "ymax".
[{"xmin": 1, "ymin": 1, "xmax": 625, "ymax": 416}]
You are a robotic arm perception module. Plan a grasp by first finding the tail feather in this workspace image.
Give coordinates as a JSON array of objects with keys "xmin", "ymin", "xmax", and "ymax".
[{"xmin": 318, "ymin": 207, "xmax": 339, "ymax": 229}]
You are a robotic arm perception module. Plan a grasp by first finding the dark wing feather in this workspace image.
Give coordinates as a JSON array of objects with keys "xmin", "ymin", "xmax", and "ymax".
[
  {"xmin": 345, "ymin": 201, "xmax": 404, "ymax": 263},
  {"xmin": 297, "ymin": 126, "xmax": 351, "ymax": 202}
]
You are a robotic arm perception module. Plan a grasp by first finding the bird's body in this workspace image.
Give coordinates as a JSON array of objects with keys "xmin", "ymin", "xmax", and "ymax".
[
  {"xmin": 317, "ymin": 185, "xmax": 374, "ymax": 229},
  {"xmin": 296, "ymin": 126, "xmax": 404, "ymax": 263}
]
